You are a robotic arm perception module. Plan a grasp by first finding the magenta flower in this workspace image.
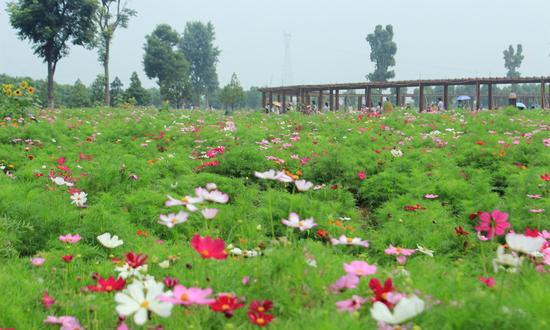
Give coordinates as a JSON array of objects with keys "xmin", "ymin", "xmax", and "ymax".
[
  {"xmin": 479, "ymin": 276, "xmax": 496, "ymax": 288},
  {"xmin": 474, "ymin": 210, "xmax": 510, "ymax": 239},
  {"xmin": 336, "ymin": 295, "xmax": 367, "ymax": 313},
  {"xmin": 158, "ymin": 284, "xmax": 214, "ymax": 306},
  {"xmin": 357, "ymin": 171, "xmax": 366, "ymax": 180},
  {"xmin": 384, "ymin": 245, "xmax": 416, "ymax": 256},
  {"xmin": 343, "ymin": 261, "xmax": 377, "ymax": 277},
  {"xmin": 330, "ymin": 274, "xmax": 360, "ymax": 293},
  {"xmin": 59, "ymin": 234, "xmax": 81, "ymax": 244}
]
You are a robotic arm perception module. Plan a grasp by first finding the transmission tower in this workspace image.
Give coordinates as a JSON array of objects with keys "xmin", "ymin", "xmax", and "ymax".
[{"xmin": 282, "ymin": 33, "xmax": 293, "ymax": 86}]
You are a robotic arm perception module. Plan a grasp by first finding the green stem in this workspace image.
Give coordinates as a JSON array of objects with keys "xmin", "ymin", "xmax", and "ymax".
[{"xmin": 268, "ymin": 189, "xmax": 275, "ymax": 238}]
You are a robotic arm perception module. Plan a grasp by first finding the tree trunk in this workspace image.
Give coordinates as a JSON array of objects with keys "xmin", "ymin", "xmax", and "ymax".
[
  {"xmin": 47, "ymin": 60, "xmax": 55, "ymax": 109},
  {"xmin": 103, "ymin": 41, "xmax": 111, "ymax": 107}
]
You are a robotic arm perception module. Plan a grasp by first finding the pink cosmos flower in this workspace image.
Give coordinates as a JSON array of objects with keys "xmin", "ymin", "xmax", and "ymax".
[
  {"xmin": 529, "ymin": 209, "xmax": 545, "ymax": 213},
  {"xmin": 44, "ymin": 316, "xmax": 84, "ymax": 330},
  {"xmin": 543, "ymin": 138, "xmax": 550, "ymax": 147},
  {"xmin": 384, "ymin": 245, "xmax": 416, "ymax": 256},
  {"xmin": 330, "ymin": 274, "xmax": 360, "ymax": 293},
  {"xmin": 165, "ymin": 194, "xmax": 203, "ymax": 212},
  {"xmin": 294, "ymin": 180, "xmax": 314, "ymax": 192},
  {"xmin": 158, "ymin": 284, "xmax": 214, "ymax": 305},
  {"xmin": 479, "ymin": 276, "xmax": 496, "ymax": 288},
  {"xmin": 474, "ymin": 210, "xmax": 511, "ymax": 239},
  {"xmin": 336, "ymin": 295, "xmax": 367, "ymax": 313},
  {"xmin": 201, "ymin": 208, "xmax": 219, "ymax": 219},
  {"xmin": 158, "ymin": 211, "xmax": 189, "ymax": 228},
  {"xmin": 281, "ymin": 212, "xmax": 317, "ymax": 231},
  {"xmin": 58, "ymin": 234, "xmax": 81, "ymax": 244},
  {"xmin": 424, "ymin": 194, "xmax": 439, "ymax": 199},
  {"xmin": 331, "ymin": 235, "xmax": 369, "ymax": 248},
  {"xmin": 31, "ymin": 257, "xmax": 45, "ymax": 266},
  {"xmin": 195, "ymin": 187, "xmax": 229, "ymax": 204},
  {"xmin": 343, "ymin": 261, "xmax": 377, "ymax": 277},
  {"xmin": 527, "ymin": 194, "xmax": 542, "ymax": 199},
  {"xmin": 357, "ymin": 171, "xmax": 366, "ymax": 180}
]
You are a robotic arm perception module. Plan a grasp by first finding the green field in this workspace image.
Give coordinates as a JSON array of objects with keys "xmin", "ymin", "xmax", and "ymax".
[{"xmin": 0, "ymin": 107, "xmax": 549, "ymax": 329}]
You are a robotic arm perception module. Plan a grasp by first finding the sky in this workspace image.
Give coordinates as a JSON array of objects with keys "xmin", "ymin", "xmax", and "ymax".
[{"xmin": 1, "ymin": 0, "xmax": 550, "ymax": 89}]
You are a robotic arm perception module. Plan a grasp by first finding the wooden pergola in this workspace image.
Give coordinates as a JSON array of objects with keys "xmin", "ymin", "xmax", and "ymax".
[{"xmin": 258, "ymin": 76, "xmax": 550, "ymax": 111}]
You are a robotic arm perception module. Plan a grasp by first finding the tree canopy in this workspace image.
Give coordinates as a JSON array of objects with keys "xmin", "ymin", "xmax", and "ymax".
[
  {"xmin": 219, "ymin": 73, "xmax": 245, "ymax": 112},
  {"xmin": 366, "ymin": 25, "xmax": 397, "ymax": 82},
  {"xmin": 503, "ymin": 44, "xmax": 524, "ymax": 78}
]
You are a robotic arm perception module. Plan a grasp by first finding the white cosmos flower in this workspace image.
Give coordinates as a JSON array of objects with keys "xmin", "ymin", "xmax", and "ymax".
[
  {"xmin": 165, "ymin": 195, "xmax": 203, "ymax": 212},
  {"xmin": 416, "ymin": 244, "xmax": 434, "ymax": 257},
  {"xmin": 275, "ymin": 171, "xmax": 294, "ymax": 183},
  {"xmin": 70, "ymin": 192, "xmax": 87, "ymax": 207},
  {"xmin": 330, "ymin": 235, "xmax": 369, "ymax": 248},
  {"xmin": 97, "ymin": 232, "xmax": 123, "ymax": 248},
  {"xmin": 115, "ymin": 264, "xmax": 148, "ymax": 280},
  {"xmin": 158, "ymin": 211, "xmax": 189, "ymax": 228},
  {"xmin": 201, "ymin": 208, "xmax": 218, "ymax": 219},
  {"xmin": 493, "ymin": 245, "xmax": 523, "ymax": 273},
  {"xmin": 115, "ymin": 280, "xmax": 173, "ymax": 326},
  {"xmin": 195, "ymin": 187, "xmax": 229, "ymax": 204},
  {"xmin": 281, "ymin": 212, "xmax": 317, "ymax": 231},
  {"xmin": 205, "ymin": 182, "xmax": 217, "ymax": 191},
  {"xmin": 370, "ymin": 295, "xmax": 425, "ymax": 325},
  {"xmin": 51, "ymin": 176, "xmax": 74, "ymax": 187},
  {"xmin": 294, "ymin": 180, "xmax": 314, "ymax": 192},
  {"xmin": 254, "ymin": 169, "xmax": 279, "ymax": 180},
  {"xmin": 505, "ymin": 233, "xmax": 546, "ymax": 255},
  {"xmin": 391, "ymin": 149, "xmax": 403, "ymax": 157}
]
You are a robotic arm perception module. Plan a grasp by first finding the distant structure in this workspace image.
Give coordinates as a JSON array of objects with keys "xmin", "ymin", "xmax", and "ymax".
[{"xmin": 282, "ymin": 33, "xmax": 293, "ymax": 86}]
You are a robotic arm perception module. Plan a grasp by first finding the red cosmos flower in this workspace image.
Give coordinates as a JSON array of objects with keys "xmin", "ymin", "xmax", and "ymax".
[
  {"xmin": 42, "ymin": 291, "xmax": 55, "ymax": 310},
  {"xmin": 454, "ymin": 226, "xmax": 469, "ymax": 236},
  {"xmin": 524, "ymin": 228, "xmax": 540, "ymax": 238},
  {"xmin": 369, "ymin": 278, "xmax": 395, "ymax": 308},
  {"xmin": 357, "ymin": 171, "xmax": 366, "ymax": 180},
  {"xmin": 468, "ymin": 211, "xmax": 483, "ymax": 220},
  {"xmin": 316, "ymin": 229, "xmax": 329, "ymax": 238},
  {"xmin": 210, "ymin": 293, "xmax": 245, "ymax": 317},
  {"xmin": 248, "ymin": 311, "xmax": 275, "ymax": 327},
  {"xmin": 62, "ymin": 255, "xmax": 74, "ymax": 263},
  {"xmin": 476, "ymin": 141, "xmax": 485, "ymax": 145},
  {"xmin": 404, "ymin": 204, "xmax": 424, "ymax": 211},
  {"xmin": 330, "ymin": 184, "xmax": 338, "ymax": 190},
  {"xmin": 87, "ymin": 276, "xmax": 126, "ymax": 292},
  {"xmin": 163, "ymin": 276, "xmax": 179, "ymax": 289},
  {"xmin": 27, "ymin": 155, "xmax": 34, "ymax": 160},
  {"xmin": 206, "ymin": 146, "xmax": 225, "ymax": 158},
  {"xmin": 249, "ymin": 300, "xmax": 273, "ymax": 313},
  {"xmin": 541, "ymin": 173, "xmax": 550, "ymax": 181},
  {"xmin": 479, "ymin": 276, "xmax": 496, "ymax": 288},
  {"xmin": 79, "ymin": 152, "xmax": 93, "ymax": 161},
  {"xmin": 35, "ymin": 173, "xmax": 44, "ymax": 177},
  {"xmin": 56, "ymin": 165, "xmax": 70, "ymax": 172},
  {"xmin": 125, "ymin": 252, "xmax": 147, "ymax": 268},
  {"xmin": 191, "ymin": 234, "xmax": 228, "ymax": 260},
  {"xmin": 57, "ymin": 157, "xmax": 66, "ymax": 165}
]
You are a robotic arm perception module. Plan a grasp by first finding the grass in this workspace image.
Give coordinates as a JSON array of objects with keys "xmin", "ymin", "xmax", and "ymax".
[{"xmin": 0, "ymin": 107, "xmax": 549, "ymax": 329}]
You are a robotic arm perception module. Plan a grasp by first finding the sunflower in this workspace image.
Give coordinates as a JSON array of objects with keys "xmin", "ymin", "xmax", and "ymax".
[
  {"xmin": 19, "ymin": 80, "xmax": 29, "ymax": 88},
  {"xmin": 14, "ymin": 89, "xmax": 22, "ymax": 97},
  {"xmin": 27, "ymin": 87, "xmax": 35, "ymax": 95}
]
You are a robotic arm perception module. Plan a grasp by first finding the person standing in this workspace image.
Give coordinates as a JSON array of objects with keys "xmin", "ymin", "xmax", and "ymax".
[{"xmin": 437, "ymin": 97, "xmax": 445, "ymax": 112}]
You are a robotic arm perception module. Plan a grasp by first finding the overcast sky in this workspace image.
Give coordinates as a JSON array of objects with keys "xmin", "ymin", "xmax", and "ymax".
[{"xmin": 1, "ymin": 0, "xmax": 550, "ymax": 89}]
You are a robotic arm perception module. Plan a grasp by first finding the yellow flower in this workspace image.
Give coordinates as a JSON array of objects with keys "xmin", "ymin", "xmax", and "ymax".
[
  {"xmin": 27, "ymin": 87, "xmax": 35, "ymax": 95},
  {"xmin": 14, "ymin": 89, "xmax": 22, "ymax": 97},
  {"xmin": 6, "ymin": 90, "xmax": 12, "ymax": 97},
  {"xmin": 20, "ymin": 80, "xmax": 29, "ymax": 89}
]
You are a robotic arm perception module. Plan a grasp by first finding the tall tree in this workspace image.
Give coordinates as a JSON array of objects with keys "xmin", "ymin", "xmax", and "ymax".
[
  {"xmin": 503, "ymin": 44, "xmax": 524, "ymax": 78},
  {"xmin": 125, "ymin": 72, "xmax": 149, "ymax": 106},
  {"xmin": 143, "ymin": 25, "xmax": 190, "ymax": 108},
  {"xmin": 218, "ymin": 73, "xmax": 245, "ymax": 113},
  {"xmin": 89, "ymin": 74, "xmax": 106, "ymax": 106},
  {"xmin": 8, "ymin": 0, "xmax": 98, "ymax": 109},
  {"xmin": 366, "ymin": 25, "xmax": 397, "ymax": 82},
  {"xmin": 94, "ymin": 0, "xmax": 136, "ymax": 107},
  {"xmin": 179, "ymin": 21, "xmax": 220, "ymax": 107},
  {"xmin": 69, "ymin": 79, "xmax": 91, "ymax": 108},
  {"xmin": 110, "ymin": 76, "xmax": 124, "ymax": 106}
]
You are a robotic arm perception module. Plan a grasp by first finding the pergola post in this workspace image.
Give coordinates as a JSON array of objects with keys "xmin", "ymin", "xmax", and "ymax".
[
  {"xmin": 277, "ymin": 94, "xmax": 281, "ymax": 103},
  {"xmin": 261, "ymin": 92, "xmax": 267, "ymax": 108},
  {"xmin": 282, "ymin": 91, "xmax": 286, "ymax": 113},
  {"xmin": 268, "ymin": 92, "xmax": 273, "ymax": 108},
  {"xmin": 318, "ymin": 90, "xmax": 323, "ymax": 111},
  {"xmin": 443, "ymin": 84, "xmax": 449, "ymax": 110},
  {"xmin": 329, "ymin": 89, "xmax": 334, "ymax": 111},
  {"xmin": 335, "ymin": 90, "xmax": 340, "ymax": 111},
  {"xmin": 541, "ymin": 81, "xmax": 546, "ymax": 109},
  {"xmin": 357, "ymin": 96, "xmax": 362, "ymax": 110},
  {"xmin": 366, "ymin": 88, "xmax": 372, "ymax": 109},
  {"xmin": 488, "ymin": 83, "xmax": 493, "ymax": 110},
  {"xmin": 419, "ymin": 85, "xmax": 425, "ymax": 112},
  {"xmin": 395, "ymin": 87, "xmax": 401, "ymax": 106},
  {"xmin": 475, "ymin": 82, "xmax": 481, "ymax": 110}
]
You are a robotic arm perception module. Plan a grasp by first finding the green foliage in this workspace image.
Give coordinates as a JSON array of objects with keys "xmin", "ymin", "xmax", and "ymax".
[
  {"xmin": 180, "ymin": 21, "xmax": 220, "ymax": 106},
  {"xmin": 503, "ymin": 44, "xmax": 524, "ymax": 78},
  {"xmin": 366, "ymin": 25, "xmax": 397, "ymax": 82},
  {"xmin": 0, "ymin": 81, "xmax": 37, "ymax": 118},
  {"xmin": 219, "ymin": 73, "xmax": 245, "ymax": 112},
  {"xmin": 124, "ymin": 72, "xmax": 150, "ymax": 106},
  {"xmin": 68, "ymin": 79, "xmax": 91, "ymax": 108},
  {"xmin": 110, "ymin": 76, "xmax": 125, "ymax": 107},
  {"xmin": 89, "ymin": 74, "xmax": 106, "ymax": 106}
]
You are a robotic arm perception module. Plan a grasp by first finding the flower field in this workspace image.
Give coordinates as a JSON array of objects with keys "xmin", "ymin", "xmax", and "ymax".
[{"xmin": 0, "ymin": 107, "xmax": 549, "ymax": 329}]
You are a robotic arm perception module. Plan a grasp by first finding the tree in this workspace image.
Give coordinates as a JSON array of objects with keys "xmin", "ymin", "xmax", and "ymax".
[
  {"xmin": 244, "ymin": 87, "xmax": 262, "ymax": 109},
  {"xmin": 125, "ymin": 72, "xmax": 149, "ymax": 106},
  {"xmin": 8, "ymin": 0, "xmax": 98, "ymax": 109},
  {"xmin": 143, "ymin": 24, "xmax": 190, "ymax": 108},
  {"xmin": 110, "ymin": 76, "xmax": 124, "ymax": 106},
  {"xmin": 218, "ymin": 73, "xmax": 245, "ymax": 113},
  {"xmin": 179, "ymin": 21, "xmax": 220, "ymax": 107},
  {"xmin": 366, "ymin": 25, "xmax": 397, "ymax": 82},
  {"xmin": 69, "ymin": 79, "xmax": 91, "ymax": 108},
  {"xmin": 94, "ymin": 0, "xmax": 136, "ymax": 106},
  {"xmin": 90, "ymin": 74, "xmax": 106, "ymax": 106},
  {"xmin": 503, "ymin": 44, "xmax": 524, "ymax": 78}
]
